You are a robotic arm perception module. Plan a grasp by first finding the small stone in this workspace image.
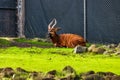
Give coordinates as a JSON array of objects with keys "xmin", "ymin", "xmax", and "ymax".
[
  {"xmin": 1, "ymin": 67, "xmax": 15, "ymax": 77},
  {"xmin": 29, "ymin": 71, "xmax": 39, "ymax": 77},
  {"xmin": 74, "ymin": 45, "xmax": 87, "ymax": 53},
  {"xmin": 106, "ymin": 44, "xmax": 117, "ymax": 49},
  {"xmin": 111, "ymin": 75, "xmax": 120, "ymax": 80},
  {"xmin": 115, "ymin": 51, "xmax": 120, "ymax": 56},
  {"xmin": 62, "ymin": 66, "xmax": 76, "ymax": 74},
  {"xmin": 29, "ymin": 72, "xmax": 44, "ymax": 80},
  {"xmin": 47, "ymin": 70, "xmax": 57, "ymax": 75},
  {"xmin": 92, "ymin": 48, "xmax": 106, "ymax": 54},
  {"xmin": 88, "ymin": 44, "xmax": 97, "ymax": 52},
  {"xmin": 83, "ymin": 74, "xmax": 105, "ymax": 80},
  {"xmin": 16, "ymin": 67, "xmax": 29, "ymax": 73},
  {"xmin": 117, "ymin": 43, "xmax": 120, "ymax": 49},
  {"xmin": 80, "ymin": 70, "xmax": 95, "ymax": 77},
  {"xmin": 96, "ymin": 72, "xmax": 106, "ymax": 76},
  {"xmin": 103, "ymin": 49, "xmax": 116, "ymax": 55}
]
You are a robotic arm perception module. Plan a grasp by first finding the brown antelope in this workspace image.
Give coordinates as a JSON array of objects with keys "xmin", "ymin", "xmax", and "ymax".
[{"xmin": 48, "ymin": 18, "xmax": 86, "ymax": 48}]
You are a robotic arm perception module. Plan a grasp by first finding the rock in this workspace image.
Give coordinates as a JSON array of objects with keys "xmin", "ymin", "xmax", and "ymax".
[
  {"xmin": 16, "ymin": 67, "xmax": 29, "ymax": 73},
  {"xmin": 0, "ymin": 68, "xmax": 4, "ymax": 72},
  {"xmin": 74, "ymin": 75, "xmax": 80, "ymax": 80},
  {"xmin": 88, "ymin": 44, "xmax": 97, "ymax": 52},
  {"xmin": 29, "ymin": 71, "xmax": 44, "ymax": 80},
  {"xmin": 47, "ymin": 70, "xmax": 57, "ymax": 75},
  {"xmin": 116, "ymin": 43, "xmax": 120, "ymax": 49},
  {"xmin": 62, "ymin": 66, "xmax": 76, "ymax": 74},
  {"xmin": 42, "ymin": 78, "xmax": 55, "ymax": 80},
  {"xmin": 104, "ymin": 75, "xmax": 112, "ymax": 80},
  {"xmin": 80, "ymin": 71, "xmax": 95, "ymax": 79},
  {"xmin": 83, "ymin": 74, "xmax": 105, "ymax": 80},
  {"xmin": 115, "ymin": 50, "xmax": 120, "ymax": 56},
  {"xmin": 12, "ymin": 74, "xmax": 27, "ymax": 80},
  {"xmin": 60, "ymin": 77, "xmax": 67, "ymax": 80},
  {"xmin": 80, "ymin": 71, "xmax": 95, "ymax": 77},
  {"xmin": 88, "ymin": 44, "xmax": 106, "ymax": 54},
  {"xmin": 45, "ymin": 70, "xmax": 57, "ymax": 79},
  {"xmin": 74, "ymin": 45, "xmax": 87, "ymax": 53},
  {"xmin": 105, "ymin": 72, "xmax": 116, "ymax": 76},
  {"xmin": 60, "ymin": 75, "xmax": 74, "ymax": 80},
  {"xmin": 103, "ymin": 49, "xmax": 116, "ymax": 55},
  {"xmin": 92, "ymin": 47, "xmax": 106, "ymax": 54},
  {"xmin": 1, "ymin": 67, "xmax": 15, "ymax": 77},
  {"xmin": 29, "ymin": 71, "xmax": 39, "ymax": 77},
  {"xmin": 103, "ymin": 51, "xmax": 111, "ymax": 55},
  {"xmin": 96, "ymin": 72, "xmax": 106, "ymax": 76},
  {"xmin": 106, "ymin": 44, "xmax": 117, "ymax": 49},
  {"xmin": 111, "ymin": 75, "xmax": 120, "ymax": 80},
  {"xmin": 84, "ymin": 71, "xmax": 95, "ymax": 75}
]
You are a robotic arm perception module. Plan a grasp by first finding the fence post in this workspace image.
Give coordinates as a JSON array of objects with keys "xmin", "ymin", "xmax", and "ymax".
[
  {"xmin": 83, "ymin": 0, "xmax": 87, "ymax": 41},
  {"xmin": 17, "ymin": 0, "xmax": 25, "ymax": 38}
]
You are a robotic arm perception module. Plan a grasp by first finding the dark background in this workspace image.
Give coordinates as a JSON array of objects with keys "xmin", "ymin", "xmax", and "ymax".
[
  {"xmin": 0, "ymin": 0, "xmax": 120, "ymax": 43},
  {"xmin": 0, "ymin": 0, "xmax": 17, "ymax": 37}
]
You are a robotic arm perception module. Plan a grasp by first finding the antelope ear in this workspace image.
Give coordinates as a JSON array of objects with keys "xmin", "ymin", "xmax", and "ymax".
[{"xmin": 56, "ymin": 27, "xmax": 61, "ymax": 31}]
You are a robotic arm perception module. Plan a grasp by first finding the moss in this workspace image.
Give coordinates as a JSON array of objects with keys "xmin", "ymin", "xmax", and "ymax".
[
  {"xmin": 13, "ymin": 38, "xmax": 53, "ymax": 47},
  {"xmin": 13, "ymin": 38, "xmax": 29, "ymax": 43},
  {"xmin": 0, "ymin": 39, "xmax": 11, "ymax": 47}
]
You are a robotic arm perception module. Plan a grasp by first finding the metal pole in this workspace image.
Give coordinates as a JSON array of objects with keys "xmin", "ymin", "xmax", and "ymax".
[
  {"xmin": 17, "ymin": 0, "xmax": 25, "ymax": 38},
  {"xmin": 83, "ymin": 0, "xmax": 87, "ymax": 41}
]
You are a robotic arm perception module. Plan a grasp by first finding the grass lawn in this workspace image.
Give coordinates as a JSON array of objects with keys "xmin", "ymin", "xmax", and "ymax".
[{"xmin": 0, "ymin": 47, "xmax": 120, "ymax": 75}]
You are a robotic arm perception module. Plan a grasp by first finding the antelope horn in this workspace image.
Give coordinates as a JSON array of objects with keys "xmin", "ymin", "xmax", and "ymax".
[
  {"xmin": 48, "ymin": 19, "xmax": 54, "ymax": 29},
  {"xmin": 48, "ymin": 18, "xmax": 57, "ymax": 29},
  {"xmin": 51, "ymin": 18, "xmax": 57, "ymax": 28}
]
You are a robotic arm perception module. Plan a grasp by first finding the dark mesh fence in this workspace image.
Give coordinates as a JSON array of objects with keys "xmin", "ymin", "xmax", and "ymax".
[
  {"xmin": 0, "ymin": 0, "xmax": 16, "ymax": 8},
  {"xmin": 87, "ymin": 0, "xmax": 120, "ymax": 43},
  {"xmin": 0, "ymin": 0, "xmax": 120, "ymax": 43},
  {"xmin": 0, "ymin": 0, "xmax": 17, "ymax": 37},
  {"xmin": 25, "ymin": 0, "xmax": 120, "ymax": 43},
  {"xmin": 25, "ymin": 0, "xmax": 84, "ymax": 38}
]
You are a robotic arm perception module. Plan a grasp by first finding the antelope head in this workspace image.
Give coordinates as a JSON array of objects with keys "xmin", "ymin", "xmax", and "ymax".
[{"xmin": 48, "ymin": 18, "xmax": 61, "ymax": 38}]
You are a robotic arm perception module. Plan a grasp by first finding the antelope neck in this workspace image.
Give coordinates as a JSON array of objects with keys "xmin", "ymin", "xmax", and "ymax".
[{"xmin": 51, "ymin": 33, "xmax": 60, "ymax": 43}]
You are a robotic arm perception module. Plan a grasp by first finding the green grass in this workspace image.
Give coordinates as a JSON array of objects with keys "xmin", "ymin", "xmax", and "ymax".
[
  {"xmin": 13, "ymin": 38, "xmax": 53, "ymax": 47},
  {"xmin": 0, "ymin": 47, "xmax": 120, "ymax": 75},
  {"xmin": 0, "ymin": 39, "xmax": 11, "ymax": 46},
  {"xmin": 0, "ymin": 38, "xmax": 53, "ymax": 47}
]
